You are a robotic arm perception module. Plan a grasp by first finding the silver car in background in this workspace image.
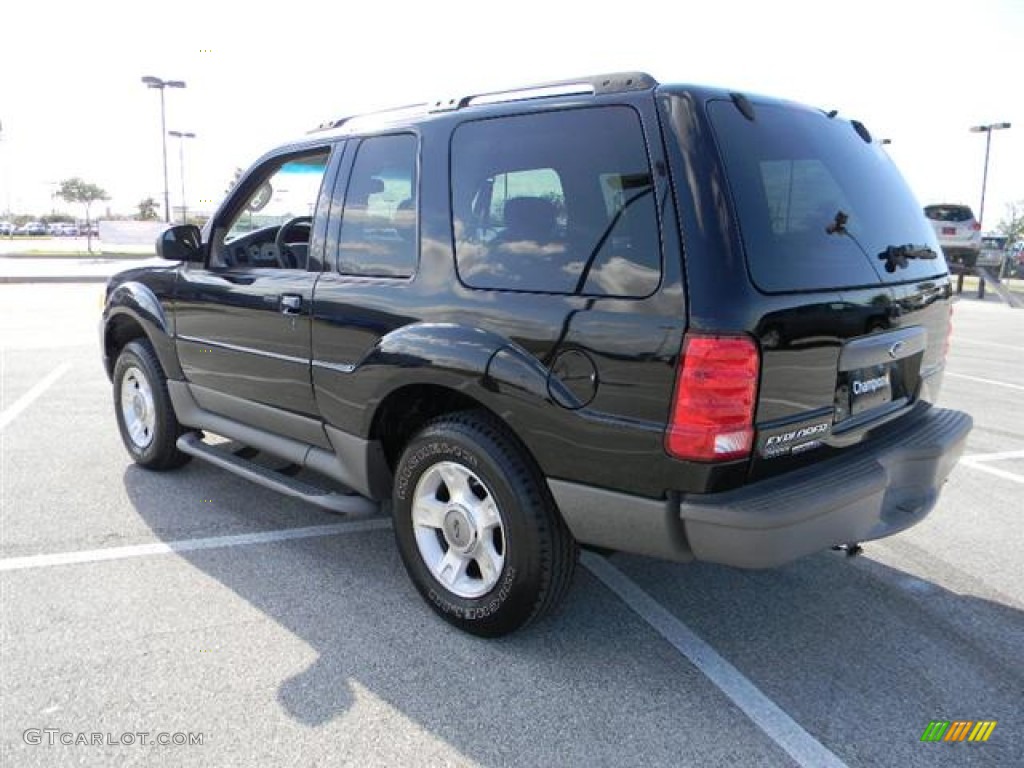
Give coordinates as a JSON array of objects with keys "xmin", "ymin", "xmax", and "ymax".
[
  {"xmin": 924, "ymin": 203, "xmax": 982, "ymax": 268},
  {"xmin": 979, "ymin": 234, "xmax": 1008, "ymax": 270}
]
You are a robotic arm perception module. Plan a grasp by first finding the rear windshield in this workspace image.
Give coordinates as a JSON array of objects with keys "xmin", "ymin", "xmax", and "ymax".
[
  {"xmin": 925, "ymin": 205, "xmax": 975, "ymax": 223},
  {"xmin": 709, "ymin": 101, "xmax": 946, "ymax": 292}
]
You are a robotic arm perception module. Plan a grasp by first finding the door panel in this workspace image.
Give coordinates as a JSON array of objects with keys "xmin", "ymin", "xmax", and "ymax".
[
  {"xmin": 172, "ymin": 145, "xmax": 339, "ymax": 440},
  {"xmin": 175, "ymin": 268, "xmax": 319, "ymax": 417}
]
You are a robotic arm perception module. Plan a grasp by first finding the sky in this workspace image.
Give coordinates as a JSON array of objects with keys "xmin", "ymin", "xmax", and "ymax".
[{"xmin": 1, "ymin": 0, "xmax": 1022, "ymax": 230}]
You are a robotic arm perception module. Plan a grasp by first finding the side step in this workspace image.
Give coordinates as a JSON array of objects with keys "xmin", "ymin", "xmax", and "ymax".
[{"xmin": 176, "ymin": 433, "xmax": 380, "ymax": 517}]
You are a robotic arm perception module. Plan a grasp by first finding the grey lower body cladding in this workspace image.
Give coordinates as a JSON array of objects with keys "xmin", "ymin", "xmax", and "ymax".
[{"xmin": 550, "ymin": 406, "xmax": 972, "ymax": 568}]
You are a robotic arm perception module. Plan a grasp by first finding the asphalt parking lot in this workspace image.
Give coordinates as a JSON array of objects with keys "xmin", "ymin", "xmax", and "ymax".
[{"xmin": 1, "ymin": 284, "xmax": 1021, "ymax": 767}]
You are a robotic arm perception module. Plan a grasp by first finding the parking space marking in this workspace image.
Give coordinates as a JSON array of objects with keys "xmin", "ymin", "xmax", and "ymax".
[
  {"xmin": 0, "ymin": 362, "xmax": 72, "ymax": 431},
  {"xmin": 945, "ymin": 372, "xmax": 1024, "ymax": 392},
  {"xmin": 582, "ymin": 552, "xmax": 849, "ymax": 768},
  {"xmin": 953, "ymin": 338, "xmax": 1022, "ymax": 352},
  {"xmin": 962, "ymin": 449, "xmax": 1024, "ymax": 462},
  {"xmin": 959, "ymin": 460, "xmax": 1024, "ymax": 486},
  {"xmin": 959, "ymin": 449, "xmax": 1024, "ymax": 485},
  {"xmin": 0, "ymin": 519, "xmax": 391, "ymax": 572}
]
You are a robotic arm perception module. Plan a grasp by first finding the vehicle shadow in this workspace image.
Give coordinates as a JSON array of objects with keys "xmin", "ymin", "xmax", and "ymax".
[
  {"xmin": 610, "ymin": 547, "xmax": 1023, "ymax": 766},
  {"xmin": 124, "ymin": 465, "xmax": 1023, "ymax": 766}
]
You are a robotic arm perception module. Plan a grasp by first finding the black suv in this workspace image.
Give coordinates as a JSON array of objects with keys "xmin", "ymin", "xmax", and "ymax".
[{"xmin": 102, "ymin": 72, "xmax": 971, "ymax": 636}]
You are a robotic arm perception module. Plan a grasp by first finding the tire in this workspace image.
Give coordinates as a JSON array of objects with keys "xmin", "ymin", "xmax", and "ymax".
[
  {"xmin": 392, "ymin": 411, "xmax": 577, "ymax": 637},
  {"xmin": 112, "ymin": 339, "xmax": 191, "ymax": 470}
]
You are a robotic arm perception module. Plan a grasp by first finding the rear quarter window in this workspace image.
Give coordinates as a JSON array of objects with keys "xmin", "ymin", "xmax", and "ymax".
[
  {"xmin": 451, "ymin": 106, "xmax": 661, "ymax": 297},
  {"xmin": 709, "ymin": 101, "xmax": 946, "ymax": 293}
]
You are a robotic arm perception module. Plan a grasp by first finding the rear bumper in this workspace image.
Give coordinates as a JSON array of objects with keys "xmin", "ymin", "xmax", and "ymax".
[{"xmin": 550, "ymin": 406, "xmax": 972, "ymax": 568}]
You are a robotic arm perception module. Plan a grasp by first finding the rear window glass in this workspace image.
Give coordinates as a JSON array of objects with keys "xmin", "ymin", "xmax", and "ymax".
[
  {"xmin": 709, "ymin": 101, "xmax": 946, "ymax": 292},
  {"xmin": 451, "ymin": 106, "xmax": 661, "ymax": 297},
  {"xmin": 925, "ymin": 205, "xmax": 975, "ymax": 223}
]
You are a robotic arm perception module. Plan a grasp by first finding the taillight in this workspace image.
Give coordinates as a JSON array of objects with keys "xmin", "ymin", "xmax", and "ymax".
[
  {"xmin": 971, "ymin": 222, "xmax": 982, "ymax": 231},
  {"xmin": 665, "ymin": 334, "xmax": 760, "ymax": 462}
]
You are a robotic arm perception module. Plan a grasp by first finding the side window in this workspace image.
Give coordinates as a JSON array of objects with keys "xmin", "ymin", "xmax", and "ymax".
[
  {"xmin": 219, "ymin": 151, "xmax": 329, "ymax": 269},
  {"xmin": 487, "ymin": 169, "xmax": 566, "ymax": 231},
  {"xmin": 452, "ymin": 107, "xmax": 661, "ymax": 296},
  {"xmin": 337, "ymin": 134, "xmax": 418, "ymax": 277}
]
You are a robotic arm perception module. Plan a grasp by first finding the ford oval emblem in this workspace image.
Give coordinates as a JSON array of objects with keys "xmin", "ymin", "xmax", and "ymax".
[{"xmin": 888, "ymin": 341, "xmax": 904, "ymax": 359}]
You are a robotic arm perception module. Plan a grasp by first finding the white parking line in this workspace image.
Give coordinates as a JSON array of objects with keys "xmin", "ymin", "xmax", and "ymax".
[
  {"xmin": 958, "ymin": 448, "xmax": 1024, "ymax": 485},
  {"xmin": 959, "ymin": 461, "xmax": 1024, "ymax": 486},
  {"xmin": 962, "ymin": 450, "xmax": 1024, "ymax": 462},
  {"xmin": 962, "ymin": 449, "xmax": 1024, "ymax": 462},
  {"xmin": 0, "ymin": 362, "xmax": 72, "ymax": 431},
  {"xmin": 582, "ymin": 552, "xmax": 848, "ymax": 768},
  {"xmin": 953, "ymin": 338, "xmax": 1022, "ymax": 352},
  {"xmin": 0, "ymin": 520, "xmax": 391, "ymax": 572},
  {"xmin": 945, "ymin": 372, "xmax": 1024, "ymax": 392}
]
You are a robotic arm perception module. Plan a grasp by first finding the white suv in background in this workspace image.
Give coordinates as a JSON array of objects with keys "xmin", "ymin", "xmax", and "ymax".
[{"xmin": 924, "ymin": 204, "xmax": 982, "ymax": 268}]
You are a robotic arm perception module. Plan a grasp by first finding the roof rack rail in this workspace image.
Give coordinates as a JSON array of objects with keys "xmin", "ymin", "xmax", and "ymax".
[
  {"xmin": 308, "ymin": 71, "xmax": 658, "ymax": 133},
  {"xmin": 433, "ymin": 71, "xmax": 658, "ymax": 112},
  {"xmin": 308, "ymin": 102, "xmax": 429, "ymax": 134}
]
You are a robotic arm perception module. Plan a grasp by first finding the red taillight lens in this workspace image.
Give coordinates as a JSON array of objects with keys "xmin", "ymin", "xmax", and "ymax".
[
  {"xmin": 971, "ymin": 222, "xmax": 982, "ymax": 231},
  {"xmin": 665, "ymin": 334, "xmax": 760, "ymax": 462}
]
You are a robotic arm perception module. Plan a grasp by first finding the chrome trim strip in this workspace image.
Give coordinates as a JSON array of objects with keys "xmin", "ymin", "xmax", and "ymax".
[
  {"xmin": 311, "ymin": 359, "xmax": 356, "ymax": 374},
  {"xmin": 177, "ymin": 335, "xmax": 308, "ymax": 366},
  {"xmin": 178, "ymin": 335, "xmax": 356, "ymax": 373}
]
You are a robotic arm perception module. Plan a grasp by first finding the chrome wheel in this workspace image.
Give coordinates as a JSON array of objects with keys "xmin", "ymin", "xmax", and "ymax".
[
  {"xmin": 412, "ymin": 461, "xmax": 506, "ymax": 598},
  {"xmin": 119, "ymin": 365, "xmax": 156, "ymax": 449}
]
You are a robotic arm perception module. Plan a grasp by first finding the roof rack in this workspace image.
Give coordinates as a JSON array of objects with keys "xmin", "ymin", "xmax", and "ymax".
[
  {"xmin": 308, "ymin": 71, "xmax": 657, "ymax": 134},
  {"xmin": 310, "ymin": 102, "xmax": 428, "ymax": 133},
  {"xmin": 433, "ymin": 71, "xmax": 658, "ymax": 112}
]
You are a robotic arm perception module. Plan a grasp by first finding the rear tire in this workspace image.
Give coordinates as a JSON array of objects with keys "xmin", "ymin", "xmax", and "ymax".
[
  {"xmin": 392, "ymin": 411, "xmax": 577, "ymax": 637},
  {"xmin": 112, "ymin": 340, "xmax": 191, "ymax": 470}
]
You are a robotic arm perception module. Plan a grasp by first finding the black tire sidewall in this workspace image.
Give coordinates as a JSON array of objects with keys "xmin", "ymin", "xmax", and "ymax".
[
  {"xmin": 112, "ymin": 340, "xmax": 185, "ymax": 469},
  {"xmin": 392, "ymin": 419, "xmax": 552, "ymax": 636}
]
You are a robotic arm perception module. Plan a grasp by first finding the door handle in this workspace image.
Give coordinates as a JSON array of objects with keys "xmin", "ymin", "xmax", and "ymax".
[{"xmin": 280, "ymin": 294, "xmax": 302, "ymax": 315}]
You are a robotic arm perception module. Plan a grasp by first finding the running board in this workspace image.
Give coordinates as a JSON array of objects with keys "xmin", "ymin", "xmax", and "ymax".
[{"xmin": 176, "ymin": 433, "xmax": 380, "ymax": 516}]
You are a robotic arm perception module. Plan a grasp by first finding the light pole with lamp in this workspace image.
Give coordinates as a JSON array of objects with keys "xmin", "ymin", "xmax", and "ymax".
[
  {"xmin": 168, "ymin": 130, "xmax": 196, "ymax": 224},
  {"xmin": 969, "ymin": 122, "xmax": 1011, "ymax": 228},
  {"xmin": 141, "ymin": 76, "xmax": 186, "ymax": 223}
]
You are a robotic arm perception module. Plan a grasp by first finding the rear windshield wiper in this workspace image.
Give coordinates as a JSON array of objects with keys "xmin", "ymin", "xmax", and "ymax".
[{"xmin": 878, "ymin": 244, "xmax": 937, "ymax": 272}]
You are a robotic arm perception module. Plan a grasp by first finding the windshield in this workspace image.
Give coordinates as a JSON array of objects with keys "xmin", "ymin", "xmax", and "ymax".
[{"xmin": 709, "ymin": 101, "xmax": 946, "ymax": 292}]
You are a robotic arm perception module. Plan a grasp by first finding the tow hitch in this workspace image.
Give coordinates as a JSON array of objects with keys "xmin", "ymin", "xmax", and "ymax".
[{"xmin": 832, "ymin": 543, "xmax": 863, "ymax": 558}]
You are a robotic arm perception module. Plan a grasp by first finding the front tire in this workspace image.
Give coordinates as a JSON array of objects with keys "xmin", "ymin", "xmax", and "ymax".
[
  {"xmin": 392, "ymin": 412, "xmax": 577, "ymax": 637},
  {"xmin": 112, "ymin": 340, "xmax": 191, "ymax": 470}
]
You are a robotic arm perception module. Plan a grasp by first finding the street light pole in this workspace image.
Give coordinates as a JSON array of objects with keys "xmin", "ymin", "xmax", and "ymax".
[
  {"xmin": 969, "ymin": 122, "xmax": 1011, "ymax": 228},
  {"xmin": 142, "ymin": 76, "xmax": 186, "ymax": 223},
  {"xmin": 168, "ymin": 131, "xmax": 196, "ymax": 224}
]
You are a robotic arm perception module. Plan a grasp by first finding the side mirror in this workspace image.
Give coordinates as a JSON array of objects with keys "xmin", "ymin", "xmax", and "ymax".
[{"xmin": 156, "ymin": 225, "xmax": 204, "ymax": 263}]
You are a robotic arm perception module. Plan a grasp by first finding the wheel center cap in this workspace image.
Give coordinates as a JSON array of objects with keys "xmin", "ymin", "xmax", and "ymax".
[
  {"xmin": 133, "ymin": 394, "xmax": 147, "ymax": 419},
  {"xmin": 442, "ymin": 507, "xmax": 476, "ymax": 553}
]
